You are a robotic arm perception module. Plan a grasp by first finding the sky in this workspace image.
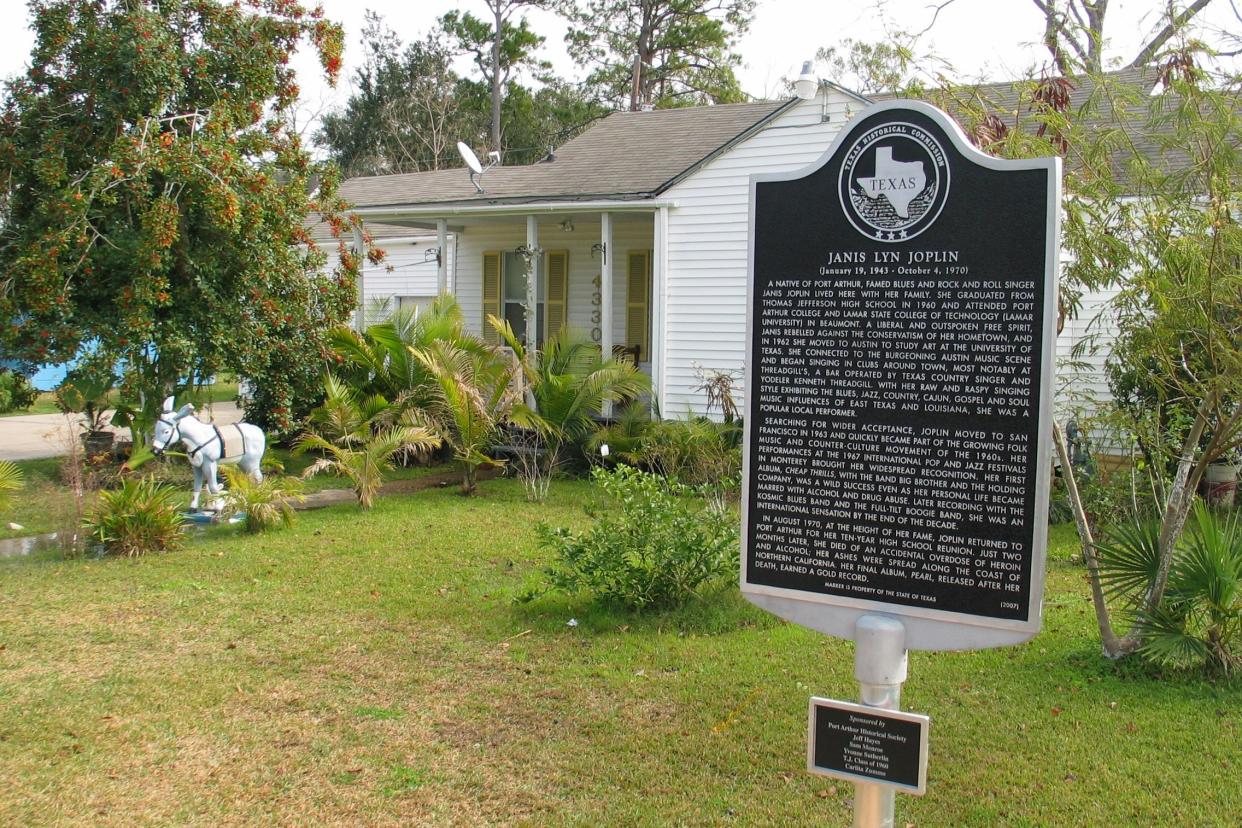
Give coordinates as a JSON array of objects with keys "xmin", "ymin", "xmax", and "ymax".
[{"xmin": 0, "ymin": 0, "xmax": 1237, "ymax": 134}]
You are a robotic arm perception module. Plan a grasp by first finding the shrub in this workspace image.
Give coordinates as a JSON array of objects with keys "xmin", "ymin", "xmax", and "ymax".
[
  {"xmin": 532, "ymin": 465, "xmax": 739, "ymax": 611},
  {"xmin": 0, "ymin": 370, "xmax": 38, "ymax": 413},
  {"xmin": 1095, "ymin": 503, "xmax": 1241, "ymax": 674},
  {"xmin": 219, "ymin": 467, "xmax": 304, "ymax": 534},
  {"xmin": 89, "ymin": 477, "xmax": 186, "ymax": 557}
]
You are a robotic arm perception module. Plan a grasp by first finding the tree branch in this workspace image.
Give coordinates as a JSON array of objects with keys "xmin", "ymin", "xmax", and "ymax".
[{"xmin": 1127, "ymin": 0, "xmax": 1215, "ymax": 68}]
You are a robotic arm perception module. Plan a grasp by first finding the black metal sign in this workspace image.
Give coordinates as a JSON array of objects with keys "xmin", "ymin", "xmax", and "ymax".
[
  {"xmin": 742, "ymin": 101, "xmax": 1059, "ymax": 649},
  {"xmin": 807, "ymin": 698, "xmax": 929, "ymax": 794}
]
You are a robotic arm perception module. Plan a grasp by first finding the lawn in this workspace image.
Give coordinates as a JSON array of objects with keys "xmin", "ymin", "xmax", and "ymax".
[
  {"xmin": 0, "ymin": 451, "xmax": 453, "ymax": 540},
  {"xmin": 0, "ymin": 480, "xmax": 1237, "ymax": 826}
]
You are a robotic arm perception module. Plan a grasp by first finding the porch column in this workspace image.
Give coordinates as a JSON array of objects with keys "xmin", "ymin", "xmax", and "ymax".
[
  {"xmin": 436, "ymin": 218, "xmax": 448, "ymax": 294},
  {"xmin": 525, "ymin": 215, "xmax": 540, "ymax": 408},
  {"xmin": 652, "ymin": 206, "xmax": 669, "ymax": 415},
  {"xmin": 351, "ymin": 224, "xmax": 366, "ymax": 331},
  {"xmin": 600, "ymin": 211, "xmax": 614, "ymax": 417}
]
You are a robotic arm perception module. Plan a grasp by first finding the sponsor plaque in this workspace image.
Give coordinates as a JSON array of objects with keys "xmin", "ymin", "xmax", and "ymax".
[
  {"xmin": 807, "ymin": 698, "xmax": 929, "ymax": 794},
  {"xmin": 742, "ymin": 101, "xmax": 1060, "ymax": 650}
]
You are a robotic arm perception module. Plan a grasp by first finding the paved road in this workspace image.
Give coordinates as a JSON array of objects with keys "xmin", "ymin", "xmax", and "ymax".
[{"xmin": 0, "ymin": 402, "xmax": 244, "ymax": 461}]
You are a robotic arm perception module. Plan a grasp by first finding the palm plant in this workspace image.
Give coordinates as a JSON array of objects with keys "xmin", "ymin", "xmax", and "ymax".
[
  {"xmin": 219, "ymin": 467, "xmax": 305, "ymax": 534},
  {"xmin": 1137, "ymin": 504, "xmax": 1241, "ymax": 674},
  {"xmin": 89, "ymin": 476, "xmax": 186, "ymax": 557},
  {"xmin": 294, "ymin": 374, "xmax": 440, "ymax": 509},
  {"xmin": 329, "ymin": 296, "xmax": 489, "ymax": 418},
  {"xmin": 494, "ymin": 318, "xmax": 649, "ymax": 493},
  {"xmin": 0, "ymin": 460, "xmax": 24, "ymax": 511},
  {"xmin": 411, "ymin": 338, "xmax": 520, "ymax": 495},
  {"xmin": 1096, "ymin": 504, "xmax": 1241, "ymax": 674}
]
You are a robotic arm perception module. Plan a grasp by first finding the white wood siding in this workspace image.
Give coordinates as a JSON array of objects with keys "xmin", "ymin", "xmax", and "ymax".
[
  {"xmin": 361, "ymin": 236, "xmax": 448, "ymax": 325},
  {"xmin": 1055, "ymin": 285, "xmax": 1121, "ymax": 418},
  {"xmin": 317, "ymin": 233, "xmax": 454, "ymax": 327},
  {"xmin": 660, "ymin": 92, "xmax": 859, "ymax": 417}
]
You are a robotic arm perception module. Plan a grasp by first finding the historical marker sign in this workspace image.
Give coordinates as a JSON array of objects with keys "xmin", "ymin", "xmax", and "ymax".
[
  {"xmin": 807, "ymin": 698, "xmax": 929, "ymax": 794},
  {"xmin": 741, "ymin": 101, "xmax": 1060, "ymax": 650}
]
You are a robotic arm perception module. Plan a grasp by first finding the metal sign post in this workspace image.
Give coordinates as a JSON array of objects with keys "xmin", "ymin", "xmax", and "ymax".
[
  {"xmin": 851, "ymin": 615, "xmax": 907, "ymax": 827},
  {"xmin": 743, "ymin": 100, "xmax": 1060, "ymax": 826}
]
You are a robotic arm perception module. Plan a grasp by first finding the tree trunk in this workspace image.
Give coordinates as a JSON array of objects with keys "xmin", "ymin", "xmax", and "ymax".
[
  {"xmin": 462, "ymin": 462, "xmax": 477, "ymax": 496},
  {"xmin": 1141, "ymin": 396, "xmax": 1213, "ymax": 617},
  {"xmin": 1053, "ymin": 421, "xmax": 1131, "ymax": 657},
  {"xmin": 491, "ymin": 5, "xmax": 502, "ymax": 154}
]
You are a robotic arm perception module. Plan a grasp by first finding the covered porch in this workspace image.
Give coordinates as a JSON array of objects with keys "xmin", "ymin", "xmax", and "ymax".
[{"xmin": 350, "ymin": 202, "xmax": 670, "ymax": 398}]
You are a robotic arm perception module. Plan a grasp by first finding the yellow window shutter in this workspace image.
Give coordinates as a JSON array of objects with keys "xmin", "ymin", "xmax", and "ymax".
[
  {"xmin": 626, "ymin": 250, "xmax": 651, "ymax": 362},
  {"xmin": 545, "ymin": 250, "xmax": 568, "ymax": 342},
  {"xmin": 482, "ymin": 251, "xmax": 501, "ymax": 344}
]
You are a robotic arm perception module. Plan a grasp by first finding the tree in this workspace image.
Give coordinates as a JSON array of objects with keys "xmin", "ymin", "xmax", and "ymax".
[
  {"xmin": 810, "ymin": 34, "xmax": 955, "ymax": 96},
  {"xmin": 446, "ymin": 1, "xmax": 550, "ymax": 154},
  {"xmin": 915, "ymin": 1, "xmax": 1228, "ymax": 74},
  {"xmin": 1031, "ymin": 0, "xmax": 1219, "ymax": 73},
  {"xmin": 0, "ymin": 0, "xmax": 364, "ymax": 437},
  {"xmin": 561, "ymin": 0, "xmax": 755, "ymax": 110},
  {"xmin": 950, "ymin": 53, "xmax": 1242, "ymax": 660},
  {"xmin": 318, "ymin": 15, "xmax": 468, "ymax": 176},
  {"xmin": 316, "ymin": 15, "xmax": 605, "ymax": 174}
]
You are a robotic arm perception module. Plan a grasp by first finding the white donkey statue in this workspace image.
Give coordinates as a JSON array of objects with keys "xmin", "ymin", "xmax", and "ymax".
[{"xmin": 152, "ymin": 396, "xmax": 267, "ymax": 511}]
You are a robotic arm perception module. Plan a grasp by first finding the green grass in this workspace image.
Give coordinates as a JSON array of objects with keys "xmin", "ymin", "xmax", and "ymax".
[
  {"xmin": 0, "ymin": 451, "xmax": 454, "ymax": 540},
  {"xmin": 0, "ymin": 484, "xmax": 1237, "ymax": 826},
  {"xmin": 1, "ymin": 390, "xmax": 61, "ymax": 416},
  {"xmin": 0, "ymin": 379, "xmax": 239, "ymax": 418}
]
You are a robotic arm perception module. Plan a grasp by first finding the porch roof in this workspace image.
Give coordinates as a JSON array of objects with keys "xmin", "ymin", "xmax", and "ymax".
[
  {"xmin": 305, "ymin": 218, "xmax": 427, "ymax": 245},
  {"xmin": 338, "ymin": 100, "xmax": 795, "ymax": 211}
]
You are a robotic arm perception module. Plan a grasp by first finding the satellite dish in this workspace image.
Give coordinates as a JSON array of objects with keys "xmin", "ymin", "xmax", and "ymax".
[{"xmin": 457, "ymin": 141, "xmax": 483, "ymax": 175}]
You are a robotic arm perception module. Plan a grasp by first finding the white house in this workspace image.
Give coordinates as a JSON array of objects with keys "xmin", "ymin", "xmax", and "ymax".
[
  {"xmin": 330, "ymin": 78, "xmax": 1127, "ymax": 420},
  {"xmin": 330, "ymin": 85, "xmax": 870, "ymax": 417}
]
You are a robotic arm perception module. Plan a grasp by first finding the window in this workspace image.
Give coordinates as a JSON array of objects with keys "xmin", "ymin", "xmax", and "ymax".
[
  {"xmin": 482, "ymin": 250, "xmax": 568, "ymax": 346},
  {"xmin": 396, "ymin": 295, "xmax": 436, "ymax": 316},
  {"xmin": 626, "ymin": 250, "xmax": 652, "ymax": 363},
  {"xmin": 502, "ymin": 252, "xmax": 544, "ymax": 347}
]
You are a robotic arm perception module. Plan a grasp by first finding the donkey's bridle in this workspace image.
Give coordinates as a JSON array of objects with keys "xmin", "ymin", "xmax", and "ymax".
[{"xmin": 153, "ymin": 414, "xmax": 181, "ymax": 456}]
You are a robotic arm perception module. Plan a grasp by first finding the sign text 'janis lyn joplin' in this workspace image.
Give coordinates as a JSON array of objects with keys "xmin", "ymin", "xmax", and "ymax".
[{"xmin": 742, "ymin": 101, "xmax": 1061, "ymax": 651}]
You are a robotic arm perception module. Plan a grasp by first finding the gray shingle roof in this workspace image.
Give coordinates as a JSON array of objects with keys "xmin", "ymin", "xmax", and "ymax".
[{"xmin": 338, "ymin": 101, "xmax": 792, "ymax": 210}]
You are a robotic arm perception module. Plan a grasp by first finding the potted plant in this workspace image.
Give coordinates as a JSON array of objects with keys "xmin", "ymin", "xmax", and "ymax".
[
  {"xmin": 1205, "ymin": 450, "xmax": 1240, "ymax": 509},
  {"xmin": 55, "ymin": 363, "xmax": 116, "ymax": 459}
]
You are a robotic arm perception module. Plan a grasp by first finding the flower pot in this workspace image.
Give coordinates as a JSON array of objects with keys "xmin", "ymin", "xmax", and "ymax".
[
  {"xmin": 81, "ymin": 429, "xmax": 115, "ymax": 460},
  {"xmin": 1204, "ymin": 463, "xmax": 1239, "ymax": 509}
]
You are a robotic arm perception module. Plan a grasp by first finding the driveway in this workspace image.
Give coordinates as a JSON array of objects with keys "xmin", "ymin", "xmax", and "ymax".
[{"xmin": 0, "ymin": 402, "xmax": 244, "ymax": 461}]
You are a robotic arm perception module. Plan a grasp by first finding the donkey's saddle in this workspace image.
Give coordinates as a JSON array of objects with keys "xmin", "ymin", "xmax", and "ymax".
[{"xmin": 216, "ymin": 423, "xmax": 247, "ymax": 460}]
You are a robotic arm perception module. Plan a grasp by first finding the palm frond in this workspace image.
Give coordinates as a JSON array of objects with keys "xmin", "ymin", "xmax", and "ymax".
[
  {"xmin": 1176, "ymin": 502, "xmax": 1242, "ymax": 614},
  {"xmin": 0, "ymin": 460, "xmax": 24, "ymax": 511},
  {"xmin": 1094, "ymin": 518, "xmax": 1163, "ymax": 606}
]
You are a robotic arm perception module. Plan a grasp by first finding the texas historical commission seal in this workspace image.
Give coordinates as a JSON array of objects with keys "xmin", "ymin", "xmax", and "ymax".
[{"xmin": 838, "ymin": 121, "xmax": 949, "ymax": 242}]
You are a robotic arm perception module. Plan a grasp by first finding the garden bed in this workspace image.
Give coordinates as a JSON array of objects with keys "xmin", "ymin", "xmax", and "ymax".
[{"xmin": 0, "ymin": 479, "xmax": 1237, "ymax": 826}]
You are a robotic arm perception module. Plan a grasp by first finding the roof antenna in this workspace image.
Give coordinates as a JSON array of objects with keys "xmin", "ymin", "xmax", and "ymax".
[{"xmin": 457, "ymin": 141, "xmax": 498, "ymax": 193}]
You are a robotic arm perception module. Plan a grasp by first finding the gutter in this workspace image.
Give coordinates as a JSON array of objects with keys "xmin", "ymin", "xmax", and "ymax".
[{"xmin": 351, "ymin": 198, "xmax": 678, "ymax": 221}]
